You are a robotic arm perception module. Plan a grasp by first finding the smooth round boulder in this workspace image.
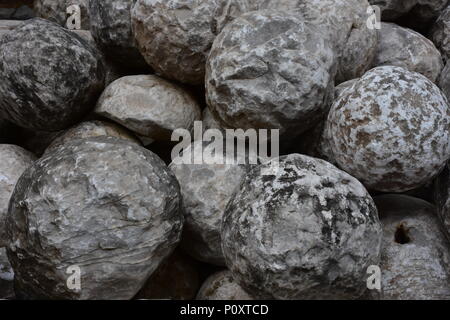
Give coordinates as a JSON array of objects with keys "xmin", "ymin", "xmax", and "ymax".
[
  {"xmin": 6, "ymin": 136, "xmax": 183, "ymax": 299},
  {"xmin": 368, "ymin": 0, "xmax": 448, "ymax": 23},
  {"xmin": 0, "ymin": 18, "xmax": 105, "ymax": 131},
  {"xmin": 135, "ymin": 250, "xmax": 200, "ymax": 300},
  {"xmin": 325, "ymin": 66, "xmax": 450, "ymax": 192},
  {"xmin": 131, "ymin": 0, "xmax": 256, "ymax": 85},
  {"xmin": 89, "ymin": 0, "xmax": 148, "ymax": 71},
  {"xmin": 434, "ymin": 161, "xmax": 450, "ymax": 241},
  {"xmin": 222, "ymin": 154, "xmax": 382, "ymax": 300},
  {"xmin": 371, "ymin": 23, "xmax": 443, "ymax": 82},
  {"xmin": 0, "ymin": 247, "xmax": 14, "ymax": 299},
  {"xmin": 34, "ymin": 0, "xmax": 90, "ymax": 29},
  {"xmin": 432, "ymin": 5, "xmax": 450, "ymax": 62},
  {"xmin": 0, "ymin": 145, "xmax": 36, "ymax": 247},
  {"xmin": 169, "ymin": 141, "xmax": 250, "ymax": 266},
  {"xmin": 206, "ymin": 10, "xmax": 336, "ymax": 140},
  {"xmin": 197, "ymin": 271, "xmax": 253, "ymax": 300},
  {"xmin": 375, "ymin": 195, "xmax": 450, "ymax": 300},
  {"xmin": 44, "ymin": 120, "xmax": 140, "ymax": 155},
  {"xmin": 95, "ymin": 75, "xmax": 201, "ymax": 141}
]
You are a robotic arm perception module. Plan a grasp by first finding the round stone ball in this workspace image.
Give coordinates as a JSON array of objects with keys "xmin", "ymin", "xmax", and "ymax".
[
  {"xmin": 206, "ymin": 10, "xmax": 336, "ymax": 140},
  {"xmin": 131, "ymin": 0, "xmax": 256, "ymax": 85},
  {"xmin": 34, "ymin": 0, "xmax": 90, "ymax": 30},
  {"xmin": 0, "ymin": 18, "xmax": 105, "ymax": 131},
  {"xmin": 196, "ymin": 270, "xmax": 253, "ymax": 300},
  {"xmin": 6, "ymin": 136, "xmax": 183, "ymax": 300},
  {"xmin": 222, "ymin": 154, "xmax": 382, "ymax": 300},
  {"xmin": 375, "ymin": 195, "xmax": 450, "ymax": 299},
  {"xmin": 44, "ymin": 120, "xmax": 140, "ymax": 155},
  {"xmin": 0, "ymin": 247, "xmax": 14, "ymax": 299},
  {"xmin": 0, "ymin": 145, "xmax": 36, "ymax": 247},
  {"xmin": 372, "ymin": 23, "xmax": 443, "ymax": 82},
  {"xmin": 434, "ymin": 161, "xmax": 450, "ymax": 241},
  {"xmin": 261, "ymin": 0, "xmax": 377, "ymax": 83},
  {"xmin": 135, "ymin": 250, "xmax": 200, "ymax": 300},
  {"xmin": 368, "ymin": 0, "xmax": 448, "ymax": 23},
  {"xmin": 169, "ymin": 141, "xmax": 250, "ymax": 266},
  {"xmin": 432, "ymin": 5, "xmax": 450, "ymax": 62},
  {"xmin": 89, "ymin": 0, "xmax": 148, "ymax": 71},
  {"xmin": 95, "ymin": 75, "xmax": 201, "ymax": 141},
  {"xmin": 325, "ymin": 66, "xmax": 450, "ymax": 193}
]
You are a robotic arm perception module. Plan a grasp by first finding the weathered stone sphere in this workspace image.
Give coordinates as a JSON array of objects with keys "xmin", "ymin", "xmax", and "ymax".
[
  {"xmin": 0, "ymin": 18, "xmax": 105, "ymax": 131},
  {"xmin": 325, "ymin": 66, "xmax": 450, "ymax": 192},
  {"xmin": 6, "ymin": 136, "xmax": 183, "ymax": 299},
  {"xmin": 222, "ymin": 154, "xmax": 382, "ymax": 299}
]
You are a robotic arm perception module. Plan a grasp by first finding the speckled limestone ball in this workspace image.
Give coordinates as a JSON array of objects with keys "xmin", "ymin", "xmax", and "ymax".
[
  {"xmin": 431, "ymin": 5, "xmax": 450, "ymax": 62},
  {"xmin": 222, "ymin": 154, "xmax": 382, "ymax": 300},
  {"xmin": 372, "ymin": 23, "xmax": 443, "ymax": 82},
  {"xmin": 0, "ymin": 19, "xmax": 105, "ymax": 131},
  {"xmin": 89, "ymin": 0, "xmax": 148, "ymax": 71},
  {"xmin": 169, "ymin": 141, "xmax": 250, "ymax": 266},
  {"xmin": 196, "ymin": 271, "xmax": 253, "ymax": 300},
  {"xmin": 34, "ymin": 0, "xmax": 90, "ymax": 30},
  {"xmin": 131, "ymin": 0, "xmax": 256, "ymax": 85},
  {"xmin": 0, "ymin": 145, "xmax": 36, "ymax": 247},
  {"xmin": 375, "ymin": 195, "xmax": 450, "ymax": 299},
  {"xmin": 206, "ymin": 10, "xmax": 336, "ymax": 140},
  {"xmin": 325, "ymin": 66, "xmax": 450, "ymax": 193},
  {"xmin": 6, "ymin": 136, "xmax": 183, "ymax": 299}
]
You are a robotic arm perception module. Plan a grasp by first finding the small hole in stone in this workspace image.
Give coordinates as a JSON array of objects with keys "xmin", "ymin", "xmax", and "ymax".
[{"xmin": 394, "ymin": 224, "xmax": 411, "ymax": 244}]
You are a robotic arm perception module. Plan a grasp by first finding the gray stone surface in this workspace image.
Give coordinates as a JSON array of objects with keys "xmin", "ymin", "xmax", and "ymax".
[
  {"xmin": 325, "ymin": 66, "xmax": 450, "ymax": 192},
  {"xmin": 44, "ymin": 120, "xmax": 140, "ymax": 155},
  {"xmin": 206, "ymin": 10, "xmax": 336, "ymax": 140},
  {"xmin": 434, "ymin": 161, "xmax": 450, "ymax": 241},
  {"xmin": 0, "ymin": 247, "xmax": 14, "ymax": 299},
  {"xmin": 169, "ymin": 141, "xmax": 250, "ymax": 266},
  {"xmin": 34, "ymin": 0, "xmax": 90, "ymax": 29},
  {"xmin": 95, "ymin": 75, "xmax": 201, "ymax": 141},
  {"xmin": 197, "ymin": 270, "xmax": 253, "ymax": 300},
  {"xmin": 368, "ymin": 0, "xmax": 449, "ymax": 22},
  {"xmin": 439, "ymin": 63, "xmax": 450, "ymax": 100},
  {"xmin": 222, "ymin": 154, "xmax": 382, "ymax": 299},
  {"xmin": 135, "ymin": 250, "xmax": 200, "ymax": 300},
  {"xmin": 374, "ymin": 194, "xmax": 450, "ymax": 300},
  {"xmin": 0, "ymin": 145, "xmax": 36, "ymax": 247},
  {"xmin": 131, "ymin": 0, "xmax": 257, "ymax": 85},
  {"xmin": 6, "ymin": 136, "xmax": 183, "ymax": 299},
  {"xmin": 432, "ymin": 5, "xmax": 450, "ymax": 62},
  {"xmin": 0, "ymin": 18, "xmax": 105, "ymax": 131},
  {"xmin": 89, "ymin": 0, "xmax": 148, "ymax": 71},
  {"xmin": 372, "ymin": 23, "xmax": 443, "ymax": 82}
]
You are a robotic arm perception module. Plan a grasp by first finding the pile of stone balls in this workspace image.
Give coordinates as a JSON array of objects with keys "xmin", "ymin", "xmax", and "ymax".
[{"xmin": 0, "ymin": 0, "xmax": 449, "ymax": 300}]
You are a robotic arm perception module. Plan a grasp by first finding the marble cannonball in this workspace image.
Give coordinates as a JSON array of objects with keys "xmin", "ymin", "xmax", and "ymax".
[
  {"xmin": 222, "ymin": 154, "xmax": 382, "ymax": 299},
  {"xmin": 325, "ymin": 66, "xmax": 450, "ymax": 192},
  {"xmin": 6, "ymin": 136, "xmax": 183, "ymax": 299},
  {"xmin": 0, "ymin": 19, "xmax": 105, "ymax": 131},
  {"xmin": 206, "ymin": 10, "xmax": 336, "ymax": 140}
]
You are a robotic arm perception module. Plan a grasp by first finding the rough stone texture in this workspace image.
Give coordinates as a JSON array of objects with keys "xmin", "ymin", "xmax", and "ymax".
[
  {"xmin": 439, "ymin": 63, "xmax": 450, "ymax": 101},
  {"xmin": 0, "ymin": 145, "xmax": 36, "ymax": 247},
  {"xmin": 135, "ymin": 250, "xmax": 200, "ymax": 300},
  {"xmin": 368, "ymin": 0, "xmax": 449, "ymax": 23},
  {"xmin": 131, "ymin": 0, "xmax": 257, "ymax": 85},
  {"xmin": 432, "ymin": 5, "xmax": 450, "ymax": 62},
  {"xmin": 169, "ymin": 141, "xmax": 250, "ymax": 266},
  {"xmin": 435, "ymin": 161, "xmax": 450, "ymax": 241},
  {"xmin": 201, "ymin": 108, "xmax": 225, "ymax": 135},
  {"xmin": 325, "ymin": 66, "xmax": 450, "ymax": 193},
  {"xmin": 197, "ymin": 270, "xmax": 253, "ymax": 300},
  {"xmin": 374, "ymin": 195, "xmax": 450, "ymax": 300},
  {"xmin": 6, "ymin": 136, "xmax": 183, "ymax": 299},
  {"xmin": 95, "ymin": 75, "xmax": 202, "ymax": 141},
  {"xmin": 260, "ymin": 0, "xmax": 378, "ymax": 83},
  {"xmin": 222, "ymin": 154, "xmax": 382, "ymax": 299},
  {"xmin": 0, "ymin": 247, "xmax": 14, "ymax": 299},
  {"xmin": 89, "ymin": 0, "xmax": 148, "ymax": 71},
  {"xmin": 0, "ymin": 18, "xmax": 105, "ymax": 132},
  {"xmin": 371, "ymin": 23, "xmax": 443, "ymax": 82},
  {"xmin": 34, "ymin": 0, "xmax": 90, "ymax": 30},
  {"xmin": 206, "ymin": 10, "xmax": 336, "ymax": 140},
  {"xmin": 44, "ymin": 120, "xmax": 140, "ymax": 155}
]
